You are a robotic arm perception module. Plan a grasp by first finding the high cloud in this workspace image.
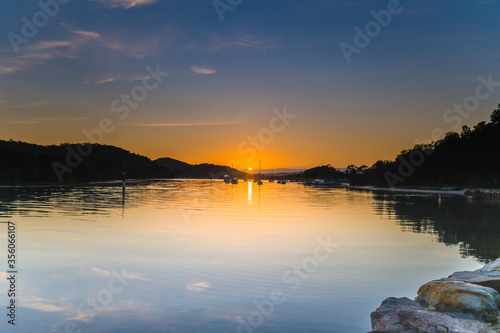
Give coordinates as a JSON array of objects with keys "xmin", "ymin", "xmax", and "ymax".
[
  {"xmin": 124, "ymin": 120, "xmax": 244, "ymax": 127},
  {"xmin": 0, "ymin": 28, "xmax": 159, "ymax": 76},
  {"xmin": 191, "ymin": 66, "xmax": 216, "ymax": 74},
  {"xmin": 88, "ymin": 0, "xmax": 159, "ymax": 9},
  {"xmin": 203, "ymin": 33, "xmax": 281, "ymax": 53},
  {"xmin": 71, "ymin": 30, "xmax": 101, "ymax": 39},
  {"xmin": 95, "ymin": 78, "xmax": 115, "ymax": 84}
]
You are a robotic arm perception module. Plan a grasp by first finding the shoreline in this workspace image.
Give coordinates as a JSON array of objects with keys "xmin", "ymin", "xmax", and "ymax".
[{"xmin": 349, "ymin": 185, "xmax": 466, "ymax": 196}]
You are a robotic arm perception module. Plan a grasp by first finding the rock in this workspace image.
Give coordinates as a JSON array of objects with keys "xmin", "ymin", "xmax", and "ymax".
[
  {"xmin": 476, "ymin": 258, "xmax": 500, "ymax": 273},
  {"xmin": 416, "ymin": 281, "xmax": 500, "ymax": 322},
  {"xmin": 370, "ymin": 259, "xmax": 500, "ymax": 332},
  {"xmin": 371, "ymin": 297, "xmax": 497, "ymax": 333},
  {"xmin": 445, "ymin": 258, "xmax": 500, "ymax": 292}
]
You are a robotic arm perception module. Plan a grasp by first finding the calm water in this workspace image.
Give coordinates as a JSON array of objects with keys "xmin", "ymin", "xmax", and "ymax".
[{"xmin": 0, "ymin": 180, "xmax": 499, "ymax": 333}]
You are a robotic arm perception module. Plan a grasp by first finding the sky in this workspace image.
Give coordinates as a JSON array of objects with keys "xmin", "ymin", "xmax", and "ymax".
[{"xmin": 1, "ymin": 0, "xmax": 500, "ymax": 169}]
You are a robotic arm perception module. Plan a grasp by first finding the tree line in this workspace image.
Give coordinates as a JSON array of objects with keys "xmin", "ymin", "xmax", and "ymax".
[
  {"xmin": 293, "ymin": 107, "xmax": 500, "ymax": 188},
  {"xmin": 0, "ymin": 141, "xmax": 172, "ymax": 184}
]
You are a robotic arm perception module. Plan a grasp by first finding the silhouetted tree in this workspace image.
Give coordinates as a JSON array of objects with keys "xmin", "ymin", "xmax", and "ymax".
[
  {"xmin": 363, "ymin": 106, "xmax": 500, "ymax": 187},
  {"xmin": 491, "ymin": 104, "xmax": 500, "ymax": 124}
]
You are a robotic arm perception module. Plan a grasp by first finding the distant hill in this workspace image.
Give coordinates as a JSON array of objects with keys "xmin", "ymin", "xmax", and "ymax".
[
  {"xmin": 155, "ymin": 157, "xmax": 248, "ymax": 179},
  {"xmin": 0, "ymin": 140, "xmax": 173, "ymax": 184},
  {"xmin": 0, "ymin": 139, "xmax": 252, "ymax": 184},
  {"xmin": 260, "ymin": 168, "xmax": 305, "ymax": 175}
]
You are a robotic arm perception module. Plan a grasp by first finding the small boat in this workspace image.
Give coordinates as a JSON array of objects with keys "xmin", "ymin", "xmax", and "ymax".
[
  {"xmin": 257, "ymin": 159, "xmax": 263, "ymax": 186},
  {"xmin": 231, "ymin": 178, "xmax": 238, "ymax": 184},
  {"xmin": 277, "ymin": 180, "xmax": 287, "ymax": 184},
  {"xmin": 223, "ymin": 175, "xmax": 231, "ymax": 184},
  {"xmin": 269, "ymin": 169, "xmax": 275, "ymax": 182},
  {"xmin": 311, "ymin": 179, "xmax": 340, "ymax": 187}
]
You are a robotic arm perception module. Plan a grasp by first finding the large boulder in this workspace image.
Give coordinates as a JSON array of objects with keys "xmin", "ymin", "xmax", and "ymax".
[
  {"xmin": 370, "ymin": 297, "xmax": 497, "ymax": 333},
  {"xmin": 445, "ymin": 258, "xmax": 500, "ymax": 292},
  {"xmin": 416, "ymin": 280, "xmax": 500, "ymax": 322}
]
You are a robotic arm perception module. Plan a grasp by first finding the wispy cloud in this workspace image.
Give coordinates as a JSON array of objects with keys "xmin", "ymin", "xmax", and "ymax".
[
  {"xmin": 19, "ymin": 296, "xmax": 66, "ymax": 313},
  {"xmin": 88, "ymin": 0, "xmax": 159, "ymax": 9},
  {"xmin": 2, "ymin": 116, "xmax": 90, "ymax": 125},
  {"xmin": 0, "ymin": 30, "xmax": 96, "ymax": 74},
  {"xmin": 124, "ymin": 120, "xmax": 245, "ymax": 127},
  {"xmin": 71, "ymin": 30, "xmax": 101, "ymax": 39},
  {"xmin": 95, "ymin": 77, "xmax": 115, "ymax": 84},
  {"xmin": 128, "ymin": 74, "xmax": 152, "ymax": 82},
  {"xmin": 2, "ymin": 101, "xmax": 48, "ymax": 109},
  {"xmin": 191, "ymin": 66, "xmax": 216, "ymax": 74},
  {"xmin": 103, "ymin": 37, "xmax": 161, "ymax": 58},
  {"xmin": 0, "ymin": 66, "xmax": 20, "ymax": 74},
  {"xmin": 29, "ymin": 40, "xmax": 74, "ymax": 52},
  {"xmin": 83, "ymin": 73, "xmax": 152, "ymax": 84},
  {"xmin": 0, "ymin": 28, "xmax": 159, "ymax": 76},
  {"xmin": 199, "ymin": 33, "xmax": 281, "ymax": 53},
  {"xmin": 3, "ymin": 120, "xmax": 39, "ymax": 125}
]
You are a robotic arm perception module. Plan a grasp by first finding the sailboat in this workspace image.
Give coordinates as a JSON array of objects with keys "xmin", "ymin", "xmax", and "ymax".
[
  {"xmin": 257, "ymin": 159, "xmax": 263, "ymax": 185},
  {"xmin": 269, "ymin": 169, "xmax": 275, "ymax": 182},
  {"xmin": 229, "ymin": 162, "xmax": 238, "ymax": 184}
]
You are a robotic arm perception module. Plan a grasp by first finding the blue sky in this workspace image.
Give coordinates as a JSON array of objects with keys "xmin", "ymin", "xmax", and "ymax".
[{"xmin": 1, "ymin": 0, "xmax": 499, "ymax": 168}]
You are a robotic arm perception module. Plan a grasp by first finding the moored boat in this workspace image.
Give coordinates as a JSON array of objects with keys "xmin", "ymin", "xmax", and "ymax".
[{"xmin": 257, "ymin": 159, "xmax": 263, "ymax": 186}]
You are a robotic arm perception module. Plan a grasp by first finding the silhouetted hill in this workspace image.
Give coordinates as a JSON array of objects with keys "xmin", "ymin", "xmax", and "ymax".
[
  {"xmin": 154, "ymin": 157, "xmax": 191, "ymax": 170},
  {"xmin": 0, "ymin": 140, "xmax": 173, "ymax": 184},
  {"xmin": 155, "ymin": 158, "xmax": 247, "ymax": 179}
]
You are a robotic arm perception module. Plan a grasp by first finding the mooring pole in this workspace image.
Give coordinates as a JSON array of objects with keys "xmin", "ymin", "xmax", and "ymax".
[{"xmin": 122, "ymin": 162, "xmax": 127, "ymax": 188}]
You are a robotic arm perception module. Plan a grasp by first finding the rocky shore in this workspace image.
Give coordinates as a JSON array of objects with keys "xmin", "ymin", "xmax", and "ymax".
[
  {"xmin": 464, "ymin": 189, "xmax": 500, "ymax": 199},
  {"xmin": 369, "ymin": 258, "xmax": 500, "ymax": 333}
]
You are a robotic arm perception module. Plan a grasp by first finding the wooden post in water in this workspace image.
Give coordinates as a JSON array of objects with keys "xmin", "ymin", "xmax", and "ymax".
[
  {"xmin": 122, "ymin": 162, "xmax": 126, "ymax": 218},
  {"xmin": 122, "ymin": 162, "xmax": 126, "ymax": 188}
]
